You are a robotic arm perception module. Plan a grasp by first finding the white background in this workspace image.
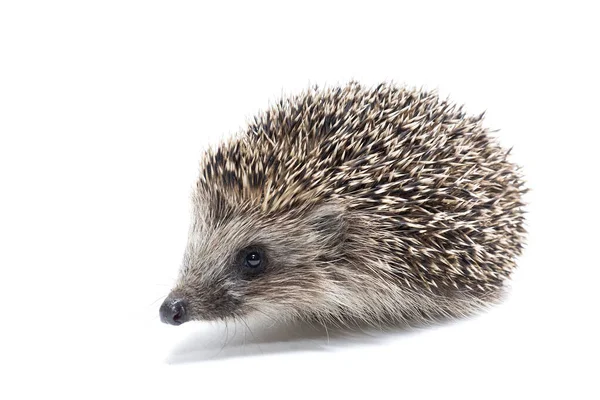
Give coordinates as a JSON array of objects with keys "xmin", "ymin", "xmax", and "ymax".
[{"xmin": 1, "ymin": 1, "xmax": 598, "ymax": 399}]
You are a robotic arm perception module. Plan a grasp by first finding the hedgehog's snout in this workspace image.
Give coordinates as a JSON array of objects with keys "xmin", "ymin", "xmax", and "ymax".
[{"xmin": 159, "ymin": 296, "xmax": 189, "ymax": 326}]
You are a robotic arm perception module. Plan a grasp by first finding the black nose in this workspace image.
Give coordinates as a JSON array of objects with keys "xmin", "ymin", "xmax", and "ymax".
[{"xmin": 159, "ymin": 297, "xmax": 188, "ymax": 325}]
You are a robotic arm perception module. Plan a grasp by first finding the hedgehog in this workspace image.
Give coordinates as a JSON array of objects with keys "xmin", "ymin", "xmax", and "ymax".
[{"xmin": 159, "ymin": 81, "xmax": 526, "ymax": 328}]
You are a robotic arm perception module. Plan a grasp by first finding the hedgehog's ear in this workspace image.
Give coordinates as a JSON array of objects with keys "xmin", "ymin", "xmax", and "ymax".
[{"xmin": 307, "ymin": 203, "xmax": 347, "ymax": 245}]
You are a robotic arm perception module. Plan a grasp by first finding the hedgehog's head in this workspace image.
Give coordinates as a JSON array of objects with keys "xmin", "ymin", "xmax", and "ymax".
[{"xmin": 159, "ymin": 171, "xmax": 350, "ymax": 325}]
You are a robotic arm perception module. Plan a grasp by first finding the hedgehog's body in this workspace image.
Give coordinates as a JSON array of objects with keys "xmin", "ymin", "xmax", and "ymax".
[{"xmin": 160, "ymin": 82, "xmax": 526, "ymax": 327}]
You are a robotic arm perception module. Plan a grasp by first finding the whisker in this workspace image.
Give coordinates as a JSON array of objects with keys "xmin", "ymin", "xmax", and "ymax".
[
  {"xmin": 322, "ymin": 319, "xmax": 330, "ymax": 345},
  {"xmin": 239, "ymin": 315, "xmax": 263, "ymax": 355},
  {"xmin": 148, "ymin": 294, "xmax": 167, "ymax": 307},
  {"xmin": 214, "ymin": 320, "xmax": 230, "ymax": 358}
]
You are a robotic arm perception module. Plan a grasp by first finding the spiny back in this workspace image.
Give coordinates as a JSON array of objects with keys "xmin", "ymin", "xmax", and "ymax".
[{"xmin": 197, "ymin": 81, "xmax": 526, "ymax": 296}]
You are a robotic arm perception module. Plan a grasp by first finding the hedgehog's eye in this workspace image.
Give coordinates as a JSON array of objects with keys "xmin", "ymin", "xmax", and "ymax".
[
  {"xmin": 245, "ymin": 251, "xmax": 261, "ymax": 268},
  {"xmin": 238, "ymin": 246, "xmax": 266, "ymax": 276}
]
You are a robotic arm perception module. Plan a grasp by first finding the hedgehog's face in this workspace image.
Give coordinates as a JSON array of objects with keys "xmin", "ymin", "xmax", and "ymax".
[{"xmin": 159, "ymin": 192, "xmax": 348, "ymax": 325}]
